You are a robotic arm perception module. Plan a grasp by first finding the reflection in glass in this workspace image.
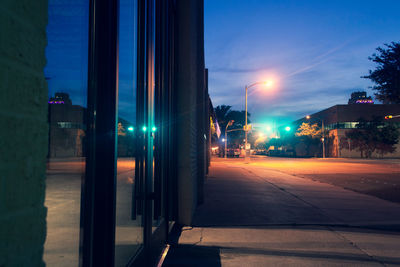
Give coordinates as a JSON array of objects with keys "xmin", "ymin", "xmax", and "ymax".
[
  {"xmin": 43, "ymin": 0, "xmax": 89, "ymax": 266},
  {"xmin": 115, "ymin": 0, "xmax": 143, "ymax": 265}
]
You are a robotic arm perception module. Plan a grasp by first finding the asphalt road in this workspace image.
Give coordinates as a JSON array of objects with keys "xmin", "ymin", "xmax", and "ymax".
[{"xmin": 214, "ymin": 156, "xmax": 400, "ymax": 203}]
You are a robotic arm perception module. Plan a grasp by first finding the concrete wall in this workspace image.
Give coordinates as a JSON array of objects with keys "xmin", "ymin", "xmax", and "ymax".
[
  {"xmin": 0, "ymin": 1, "xmax": 48, "ymax": 266},
  {"xmin": 175, "ymin": 0, "xmax": 205, "ymax": 225}
]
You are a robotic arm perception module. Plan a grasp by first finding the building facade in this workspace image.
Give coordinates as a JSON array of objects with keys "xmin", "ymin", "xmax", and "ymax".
[
  {"xmin": 295, "ymin": 104, "xmax": 400, "ymax": 158},
  {"xmin": 0, "ymin": 0, "xmax": 210, "ymax": 266},
  {"xmin": 48, "ymin": 93, "xmax": 87, "ymax": 158}
]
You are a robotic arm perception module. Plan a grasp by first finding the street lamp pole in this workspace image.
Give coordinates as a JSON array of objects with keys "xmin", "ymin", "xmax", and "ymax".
[
  {"xmin": 244, "ymin": 81, "xmax": 268, "ymax": 162},
  {"xmin": 322, "ymin": 119, "xmax": 325, "ymax": 159},
  {"xmin": 225, "ymin": 120, "xmax": 234, "ymax": 158},
  {"xmin": 225, "ymin": 129, "xmax": 228, "ymax": 159},
  {"xmin": 245, "ymin": 85, "xmax": 248, "ymax": 161}
]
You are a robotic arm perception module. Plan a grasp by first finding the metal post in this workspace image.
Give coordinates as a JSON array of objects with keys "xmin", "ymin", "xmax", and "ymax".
[
  {"xmin": 322, "ymin": 120, "xmax": 325, "ymax": 158},
  {"xmin": 224, "ymin": 128, "xmax": 227, "ymax": 158},
  {"xmin": 245, "ymin": 85, "xmax": 248, "ymax": 162},
  {"xmin": 82, "ymin": 0, "xmax": 119, "ymax": 265}
]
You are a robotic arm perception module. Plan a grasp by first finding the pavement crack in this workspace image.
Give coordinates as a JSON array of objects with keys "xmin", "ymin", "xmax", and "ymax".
[
  {"xmin": 243, "ymin": 167, "xmax": 335, "ymax": 222},
  {"xmin": 328, "ymin": 227, "xmax": 387, "ymax": 266},
  {"xmin": 192, "ymin": 228, "xmax": 204, "ymax": 246},
  {"xmin": 182, "ymin": 226, "xmax": 204, "ymax": 246}
]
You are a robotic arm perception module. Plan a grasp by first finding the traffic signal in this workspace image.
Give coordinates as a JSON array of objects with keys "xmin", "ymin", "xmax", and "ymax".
[{"xmin": 243, "ymin": 124, "xmax": 252, "ymax": 131}]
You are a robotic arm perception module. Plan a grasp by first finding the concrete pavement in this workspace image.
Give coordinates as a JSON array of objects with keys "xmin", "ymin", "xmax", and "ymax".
[
  {"xmin": 44, "ymin": 158, "xmax": 142, "ymax": 267},
  {"xmin": 163, "ymin": 159, "xmax": 400, "ymax": 266}
]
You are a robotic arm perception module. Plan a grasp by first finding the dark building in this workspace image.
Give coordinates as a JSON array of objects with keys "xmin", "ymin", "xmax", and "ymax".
[
  {"xmin": 1, "ymin": 0, "xmax": 210, "ymax": 266},
  {"xmin": 295, "ymin": 104, "xmax": 400, "ymax": 158},
  {"xmin": 49, "ymin": 92, "xmax": 73, "ymax": 105},
  {"xmin": 48, "ymin": 93, "xmax": 86, "ymax": 157},
  {"xmin": 348, "ymin": 91, "xmax": 374, "ymax": 104}
]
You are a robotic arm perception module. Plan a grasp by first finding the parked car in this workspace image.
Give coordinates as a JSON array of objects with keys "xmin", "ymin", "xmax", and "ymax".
[
  {"xmin": 255, "ymin": 149, "xmax": 266, "ymax": 155},
  {"xmin": 227, "ymin": 148, "xmax": 240, "ymax": 158}
]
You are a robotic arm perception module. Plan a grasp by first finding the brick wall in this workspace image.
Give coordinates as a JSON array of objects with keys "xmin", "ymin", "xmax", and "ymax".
[
  {"xmin": 0, "ymin": 1, "xmax": 48, "ymax": 266},
  {"xmin": 175, "ymin": 0, "xmax": 205, "ymax": 225}
]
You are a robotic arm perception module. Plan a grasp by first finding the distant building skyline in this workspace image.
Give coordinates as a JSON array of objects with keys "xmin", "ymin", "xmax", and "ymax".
[{"xmin": 348, "ymin": 91, "xmax": 373, "ymax": 105}]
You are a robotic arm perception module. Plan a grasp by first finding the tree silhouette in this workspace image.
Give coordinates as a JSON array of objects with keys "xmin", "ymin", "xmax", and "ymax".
[
  {"xmin": 215, "ymin": 105, "xmax": 250, "ymax": 134},
  {"xmin": 296, "ymin": 122, "xmax": 321, "ymax": 138},
  {"xmin": 214, "ymin": 105, "xmax": 232, "ymax": 131},
  {"xmin": 214, "ymin": 105, "xmax": 251, "ymax": 147},
  {"xmin": 362, "ymin": 42, "xmax": 400, "ymax": 103},
  {"xmin": 292, "ymin": 123, "xmax": 322, "ymax": 157},
  {"xmin": 344, "ymin": 117, "xmax": 399, "ymax": 157}
]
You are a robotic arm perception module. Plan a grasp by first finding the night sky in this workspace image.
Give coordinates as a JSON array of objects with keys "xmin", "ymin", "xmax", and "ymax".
[
  {"xmin": 45, "ymin": 0, "xmax": 137, "ymax": 124},
  {"xmin": 205, "ymin": 0, "xmax": 400, "ymax": 125}
]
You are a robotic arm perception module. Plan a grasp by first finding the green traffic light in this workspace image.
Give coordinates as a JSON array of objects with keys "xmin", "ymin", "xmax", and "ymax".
[{"xmin": 142, "ymin": 126, "xmax": 147, "ymax": 132}]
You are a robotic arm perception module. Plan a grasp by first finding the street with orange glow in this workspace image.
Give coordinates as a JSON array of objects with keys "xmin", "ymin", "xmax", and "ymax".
[{"xmin": 213, "ymin": 156, "xmax": 400, "ymax": 203}]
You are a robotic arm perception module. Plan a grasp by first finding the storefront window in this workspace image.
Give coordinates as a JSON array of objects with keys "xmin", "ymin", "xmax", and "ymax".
[{"xmin": 43, "ymin": 0, "xmax": 89, "ymax": 265}]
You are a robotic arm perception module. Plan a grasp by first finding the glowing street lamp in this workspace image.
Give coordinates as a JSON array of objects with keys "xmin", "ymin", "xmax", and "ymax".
[
  {"xmin": 244, "ymin": 81, "xmax": 273, "ymax": 162},
  {"xmin": 127, "ymin": 126, "xmax": 134, "ymax": 132},
  {"xmin": 285, "ymin": 126, "xmax": 291, "ymax": 132}
]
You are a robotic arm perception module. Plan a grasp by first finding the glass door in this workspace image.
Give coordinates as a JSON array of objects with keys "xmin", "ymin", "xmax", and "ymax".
[{"xmin": 114, "ymin": 0, "xmax": 143, "ymax": 266}]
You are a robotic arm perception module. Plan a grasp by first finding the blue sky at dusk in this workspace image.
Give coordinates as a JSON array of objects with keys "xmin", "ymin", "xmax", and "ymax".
[
  {"xmin": 205, "ymin": 0, "xmax": 400, "ymax": 124},
  {"xmin": 45, "ymin": 0, "xmax": 400, "ymax": 126},
  {"xmin": 45, "ymin": 0, "xmax": 137, "ymax": 124}
]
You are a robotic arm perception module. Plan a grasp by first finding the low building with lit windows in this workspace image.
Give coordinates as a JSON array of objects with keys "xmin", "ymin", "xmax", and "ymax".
[{"xmin": 295, "ymin": 104, "xmax": 400, "ymax": 158}]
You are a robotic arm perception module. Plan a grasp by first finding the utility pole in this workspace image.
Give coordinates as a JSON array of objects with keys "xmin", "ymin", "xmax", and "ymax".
[{"xmin": 225, "ymin": 120, "xmax": 234, "ymax": 158}]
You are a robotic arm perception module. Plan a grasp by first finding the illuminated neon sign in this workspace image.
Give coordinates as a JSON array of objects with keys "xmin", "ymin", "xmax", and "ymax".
[
  {"xmin": 48, "ymin": 100, "xmax": 65, "ymax": 104},
  {"xmin": 355, "ymin": 99, "xmax": 373, "ymax": 104}
]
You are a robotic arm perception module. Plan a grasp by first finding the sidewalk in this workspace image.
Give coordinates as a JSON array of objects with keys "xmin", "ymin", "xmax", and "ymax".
[{"xmin": 163, "ymin": 160, "xmax": 400, "ymax": 266}]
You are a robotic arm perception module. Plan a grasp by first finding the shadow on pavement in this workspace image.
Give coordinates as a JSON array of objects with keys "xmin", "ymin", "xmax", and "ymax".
[
  {"xmin": 164, "ymin": 224, "xmax": 221, "ymax": 267},
  {"xmin": 163, "ymin": 244, "xmax": 221, "ymax": 267},
  {"xmin": 164, "ymin": 225, "xmax": 400, "ymax": 266}
]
